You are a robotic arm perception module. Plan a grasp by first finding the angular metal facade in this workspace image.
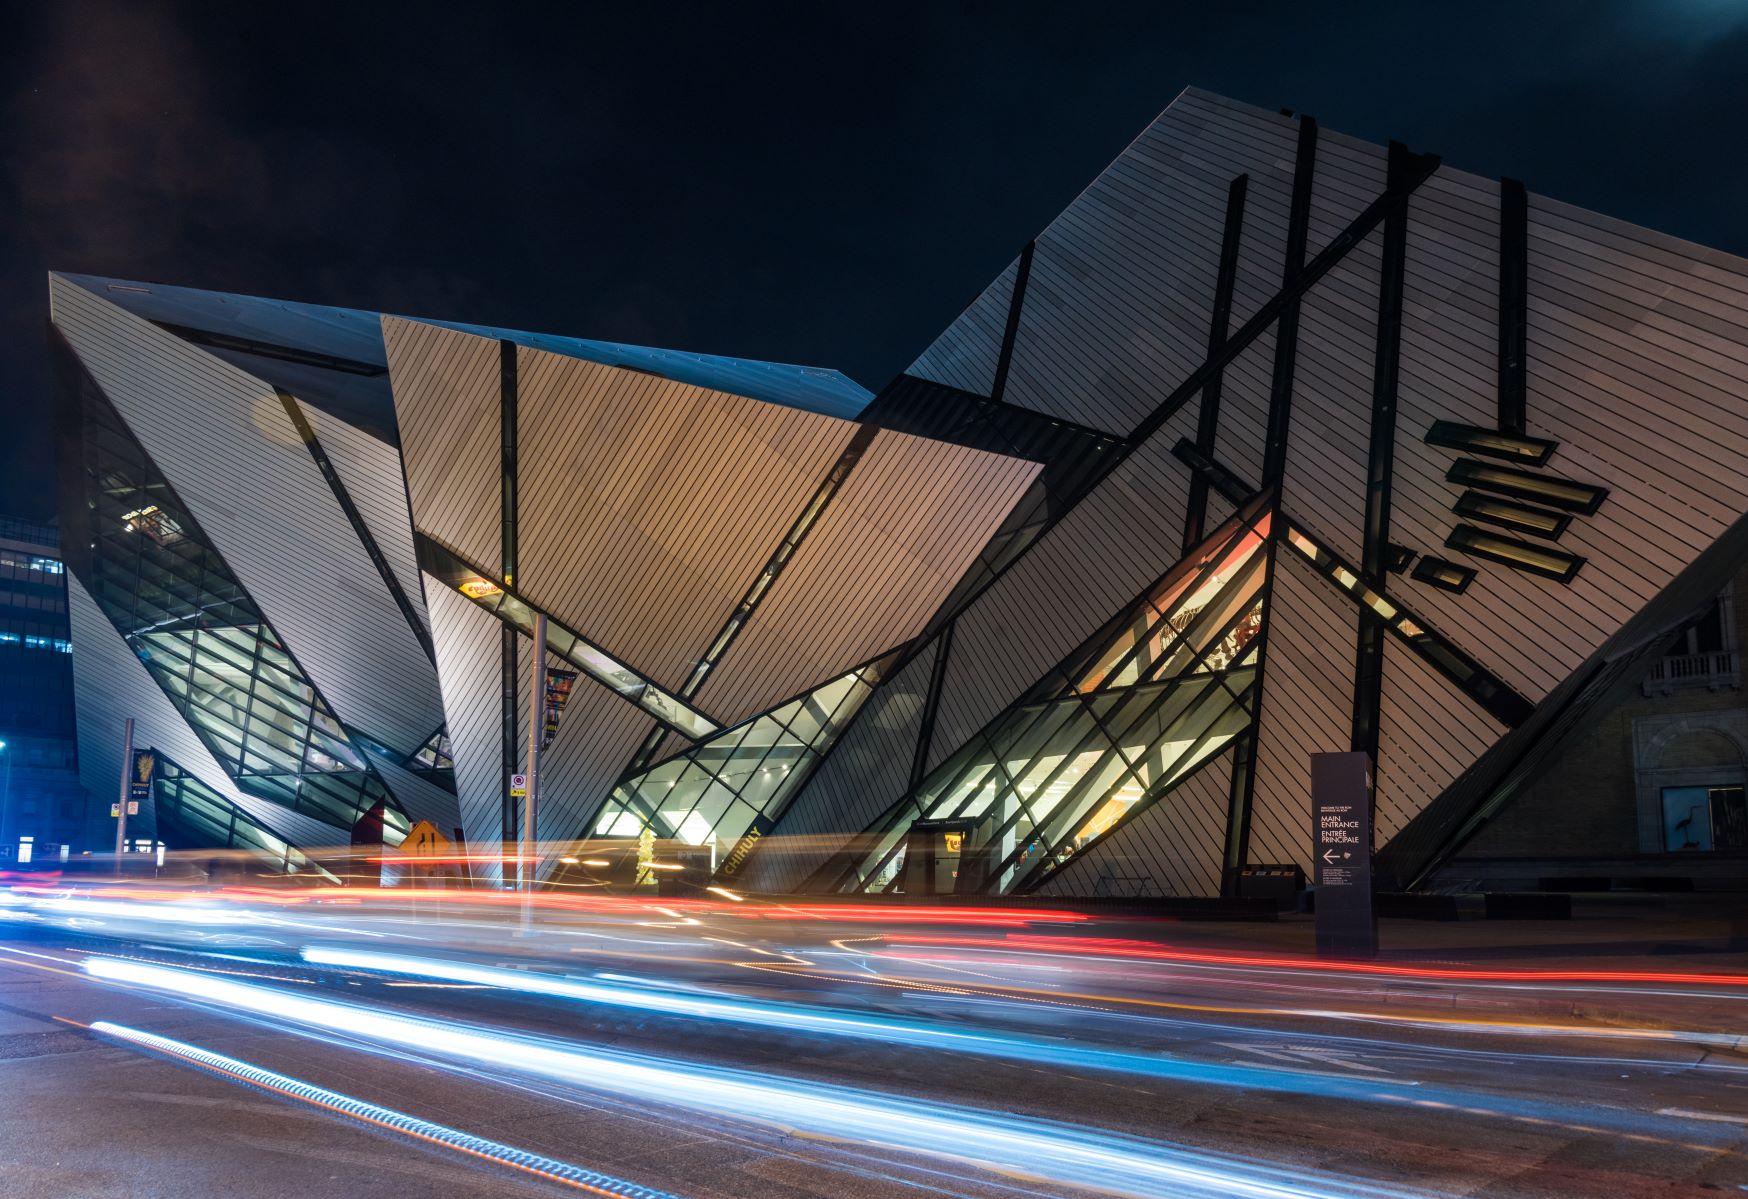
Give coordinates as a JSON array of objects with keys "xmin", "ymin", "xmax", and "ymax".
[
  {"xmin": 50, "ymin": 86, "xmax": 1748, "ymax": 896},
  {"xmin": 767, "ymin": 87, "xmax": 1748, "ymax": 899}
]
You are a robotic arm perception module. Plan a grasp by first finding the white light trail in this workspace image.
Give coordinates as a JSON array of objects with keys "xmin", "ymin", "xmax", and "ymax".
[
  {"xmin": 90, "ymin": 1021, "xmax": 681, "ymax": 1198},
  {"xmin": 86, "ymin": 957, "xmax": 1425, "ymax": 1199}
]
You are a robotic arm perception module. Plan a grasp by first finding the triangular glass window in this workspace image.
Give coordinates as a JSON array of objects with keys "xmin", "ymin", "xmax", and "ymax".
[{"xmin": 826, "ymin": 498, "xmax": 1271, "ymax": 896}]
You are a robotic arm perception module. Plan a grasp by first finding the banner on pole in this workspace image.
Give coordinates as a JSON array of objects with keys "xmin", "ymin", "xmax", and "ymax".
[
  {"xmin": 128, "ymin": 749, "xmax": 155, "ymax": 805},
  {"xmin": 543, "ymin": 669, "xmax": 577, "ymax": 750}
]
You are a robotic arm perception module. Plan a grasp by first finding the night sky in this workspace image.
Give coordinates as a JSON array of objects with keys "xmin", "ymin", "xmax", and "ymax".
[{"xmin": 3, "ymin": 1, "xmax": 1747, "ymax": 522}]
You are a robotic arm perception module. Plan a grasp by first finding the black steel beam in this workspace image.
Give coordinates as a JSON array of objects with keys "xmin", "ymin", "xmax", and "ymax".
[
  {"xmin": 1226, "ymin": 117, "xmax": 1319, "ymax": 894},
  {"xmin": 1124, "ymin": 140, "xmax": 1439, "ymax": 455},
  {"xmin": 1351, "ymin": 141, "xmax": 1415, "ymax": 763},
  {"xmin": 151, "ymin": 321, "xmax": 387, "ymax": 377},
  {"xmin": 1260, "ymin": 118, "xmax": 1319, "ymax": 486},
  {"xmin": 1183, "ymin": 174, "xmax": 1250, "ymax": 554},
  {"xmin": 909, "ymin": 623, "xmax": 955, "ymax": 791},
  {"xmin": 990, "ymin": 241, "xmax": 1036, "ymax": 404}
]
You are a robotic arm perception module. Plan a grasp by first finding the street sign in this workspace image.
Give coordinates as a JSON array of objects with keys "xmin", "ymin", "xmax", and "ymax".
[
  {"xmin": 509, "ymin": 773, "xmax": 528, "ymax": 799},
  {"xmin": 112, "ymin": 801, "xmax": 141, "ymax": 817},
  {"xmin": 1311, "ymin": 751, "xmax": 1377, "ymax": 959},
  {"xmin": 400, "ymin": 820, "xmax": 451, "ymax": 856}
]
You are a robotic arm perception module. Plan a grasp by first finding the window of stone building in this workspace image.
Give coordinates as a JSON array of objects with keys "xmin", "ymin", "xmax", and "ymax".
[
  {"xmin": 1661, "ymin": 784, "xmax": 1748, "ymax": 851},
  {"xmin": 1676, "ymin": 590, "xmax": 1730, "ymax": 657}
]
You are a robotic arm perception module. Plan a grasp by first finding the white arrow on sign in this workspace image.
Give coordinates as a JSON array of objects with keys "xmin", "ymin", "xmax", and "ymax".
[{"xmin": 1322, "ymin": 849, "xmax": 1340, "ymax": 863}]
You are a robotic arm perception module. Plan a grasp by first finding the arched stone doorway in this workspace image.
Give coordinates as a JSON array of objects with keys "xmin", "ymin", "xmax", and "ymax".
[{"xmin": 1632, "ymin": 713, "xmax": 1748, "ymax": 852}]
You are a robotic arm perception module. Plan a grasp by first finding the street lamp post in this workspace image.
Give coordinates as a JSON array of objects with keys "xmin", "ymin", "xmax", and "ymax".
[{"xmin": 520, "ymin": 613, "xmax": 546, "ymax": 932}]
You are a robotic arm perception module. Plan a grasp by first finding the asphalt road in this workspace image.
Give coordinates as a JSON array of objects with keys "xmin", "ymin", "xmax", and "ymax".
[{"xmin": 1, "ymin": 885, "xmax": 1745, "ymax": 1198}]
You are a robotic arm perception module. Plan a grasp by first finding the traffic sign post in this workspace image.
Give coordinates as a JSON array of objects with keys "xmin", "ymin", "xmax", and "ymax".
[
  {"xmin": 113, "ymin": 719, "xmax": 134, "ymax": 875},
  {"xmin": 1311, "ymin": 751, "xmax": 1377, "ymax": 959},
  {"xmin": 398, "ymin": 820, "xmax": 455, "ymax": 888}
]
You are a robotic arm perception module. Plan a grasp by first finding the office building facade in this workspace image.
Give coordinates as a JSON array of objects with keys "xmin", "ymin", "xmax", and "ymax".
[{"xmin": 0, "ymin": 516, "xmax": 98, "ymax": 868}]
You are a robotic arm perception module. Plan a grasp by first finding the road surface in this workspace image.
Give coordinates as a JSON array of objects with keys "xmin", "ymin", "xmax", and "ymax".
[{"xmin": 0, "ymin": 882, "xmax": 1744, "ymax": 1197}]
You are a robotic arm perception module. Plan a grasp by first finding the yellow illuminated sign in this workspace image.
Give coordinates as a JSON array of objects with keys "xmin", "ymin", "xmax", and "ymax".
[
  {"xmin": 943, "ymin": 832, "xmax": 964, "ymax": 854},
  {"xmin": 459, "ymin": 578, "xmax": 503, "ymax": 600}
]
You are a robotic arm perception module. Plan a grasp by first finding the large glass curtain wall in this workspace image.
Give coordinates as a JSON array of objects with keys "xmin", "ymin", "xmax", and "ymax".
[
  {"xmin": 63, "ymin": 348, "xmax": 406, "ymax": 840},
  {"xmin": 834, "ymin": 503, "xmax": 1271, "ymax": 896},
  {"xmin": 589, "ymin": 654, "xmax": 897, "ymax": 872},
  {"xmin": 135, "ymin": 625, "xmax": 387, "ymax": 828},
  {"xmin": 154, "ymin": 757, "xmax": 338, "ymax": 881}
]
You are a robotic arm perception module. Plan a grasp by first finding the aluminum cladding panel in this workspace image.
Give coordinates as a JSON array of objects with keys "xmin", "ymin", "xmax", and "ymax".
[
  {"xmin": 697, "ymin": 429, "xmax": 1038, "ymax": 727},
  {"xmin": 422, "ymin": 571, "xmax": 509, "ymax": 883},
  {"xmin": 383, "ymin": 317, "xmax": 504, "ymax": 577},
  {"xmin": 300, "ymin": 403, "xmax": 430, "ymax": 640},
  {"xmin": 511, "ymin": 343, "xmax": 855, "ymax": 693},
  {"xmin": 926, "ymin": 418, "xmax": 1197, "ymax": 774},
  {"xmin": 51, "ymin": 277, "xmax": 445, "ymax": 760},
  {"xmin": 1244, "ymin": 548, "xmax": 1359, "ymax": 873}
]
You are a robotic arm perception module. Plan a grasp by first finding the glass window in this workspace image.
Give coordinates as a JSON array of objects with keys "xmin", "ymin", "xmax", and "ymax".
[
  {"xmin": 1446, "ymin": 524, "xmax": 1583, "ymax": 583},
  {"xmin": 826, "ymin": 504, "xmax": 1271, "ymax": 896},
  {"xmin": 1423, "ymin": 420, "xmax": 1555, "ymax": 466},
  {"xmin": 1453, "ymin": 490, "xmax": 1569, "ymax": 539},
  {"xmin": 1663, "ymin": 787, "xmax": 1715, "ymax": 852},
  {"xmin": 1446, "ymin": 459, "xmax": 1607, "ymax": 515},
  {"xmin": 1664, "ymin": 785, "xmax": 1748, "ymax": 852},
  {"xmin": 1714, "ymin": 786, "xmax": 1748, "ymax": 849},
  {"xmin": 573, "ymin": 654, "xmax": 897, "ymax": 866}
]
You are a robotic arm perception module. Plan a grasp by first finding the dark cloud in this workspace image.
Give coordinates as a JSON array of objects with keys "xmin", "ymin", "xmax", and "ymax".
[{"xmin": 2, "ymin": 0, "xmax": 1745, "ymax": 520}]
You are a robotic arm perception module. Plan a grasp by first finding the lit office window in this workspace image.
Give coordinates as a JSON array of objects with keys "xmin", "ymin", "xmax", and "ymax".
[
  {"xmin": 0, "ymin": 554, "xmax": 65, "ymax": 575},
  {"xmin": 17, "ymin": 837, "xmax": 32, "ymax": 864}
]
